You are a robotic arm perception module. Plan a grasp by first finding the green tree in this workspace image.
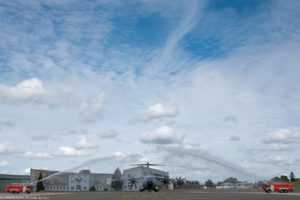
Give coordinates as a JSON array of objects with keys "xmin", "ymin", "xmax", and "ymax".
[
  {"xmin": 290, "ymin": 172, "xmax": 296, "ymax": 182},
  {"xmin": 205, "ymin": 179, "xmax": 214, "ymax": 188},
  {"xmin": 280, "ymin": 175, "xmax": 289, "ymax": 182},
  {"xmin": 271, "ymin": 176, "xmax": 280, "ymax": 182},
  {"xmin": 111, "ymin": 168, "xmax": 123, "ymax": 190},
  {"xmin": 89, "ymin": 186, "xmax": 96, "ymax": 191},
  {"xmin": 36, "ymin": 172, "xmax": 45, "ymax": 192},
  {"xmin": 175, "ymin": 176, "xmax": 185, "ymax": 188},
  {"xmin": 223, "ymin": 177, "xmax": 240, "ymax": 184}
]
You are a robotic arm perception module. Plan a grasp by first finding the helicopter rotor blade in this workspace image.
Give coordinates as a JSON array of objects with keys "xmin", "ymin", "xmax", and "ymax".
[{"xmin": 130, "ymin": 163, "xmax": 164, "ymax": 166}]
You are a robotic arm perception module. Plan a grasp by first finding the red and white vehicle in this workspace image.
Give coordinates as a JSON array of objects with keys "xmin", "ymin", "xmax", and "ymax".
[
  {"xmin": 263, "ymin": 183, "xmax": 294, "ymax": 193},
  {"xmin": 5, "ymin": 183, "xmax": 32, "ymax": 194}
]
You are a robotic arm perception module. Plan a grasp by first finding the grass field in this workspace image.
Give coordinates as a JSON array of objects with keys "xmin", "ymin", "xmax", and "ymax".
[{"xmin": 293, "ymin": 182, "xmax": 300, "ymax": 190}]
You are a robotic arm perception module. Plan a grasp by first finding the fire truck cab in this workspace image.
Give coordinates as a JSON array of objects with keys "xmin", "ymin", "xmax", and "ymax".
[
  {"xmin": 263, "ymin": 183, "xmax": 294, "ymax": 193},
  {"xmin": 5, "ymin": 183, "xmax": 32, "ymax": 194}
]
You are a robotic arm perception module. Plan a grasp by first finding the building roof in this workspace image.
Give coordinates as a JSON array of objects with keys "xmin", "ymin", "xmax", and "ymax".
[
  {"xmin": 0, "ymin": 174, "xmax": 30, "ymax": 180},
  {"xmin": 30, "ymin": 168, "xmax": 112, "ymax": 176}
]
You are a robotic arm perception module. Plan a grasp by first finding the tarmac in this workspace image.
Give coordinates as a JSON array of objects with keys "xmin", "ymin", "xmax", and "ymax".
[{"xmin": 1, "ymin": 190, "xmax": 300, "ymax": 200}]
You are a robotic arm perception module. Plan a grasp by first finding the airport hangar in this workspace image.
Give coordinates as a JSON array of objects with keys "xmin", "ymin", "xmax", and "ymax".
[{"xmin": 122, "ymin": 166, "xmax": 168, "ymax": 191}]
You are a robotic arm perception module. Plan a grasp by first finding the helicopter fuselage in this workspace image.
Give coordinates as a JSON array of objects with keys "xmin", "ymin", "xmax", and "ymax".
[{"xmin": 139, "ymin": 176, "xmax": 159, "ymax": 192}]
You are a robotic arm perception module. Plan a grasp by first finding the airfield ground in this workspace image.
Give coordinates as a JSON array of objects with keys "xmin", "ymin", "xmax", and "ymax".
[{"xmin": 1, "ymin": 190, "xmax": 300, "ymax": 200}]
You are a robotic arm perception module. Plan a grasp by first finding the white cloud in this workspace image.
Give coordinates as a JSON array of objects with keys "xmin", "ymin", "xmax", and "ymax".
[
  {"xmin": 263, "ymin": 155, "xmax": 295, "ymax": 165},
  {"xmin": 141, "ymin": 103, "xmax": 178, "ymax": 121},
  {"xmin": 265, "ymin": 143, "xmax": 290, "ymax": 151},
  {"xmin": 113, "ymin": 152, "xmax": 127, "ymax": 161},
  {"xmin": 24, "ymin": 168, "xmax": 31, "ymax": 174},
  {"xmin": 0, "ymin": 141, "xmax": 19, "ymax": 155},
  {"xmin": 22, "ymin": 151, "xmax": 53, "ymax": 160},
  {"xmin": 156, "ymin": 0, "xmax": 201, "ymax": 70},
  {"xmin": 224, "ymin": 116, "xmax": 237, "ymax": 123},
  {"xmin": 266, "ymin": 155, "xmax": 285, "ymax": 162},
  {"xmin": 79, "ymin": 93, "xmax": 104, "ymax": 121},
  {"xmin": 62, "ymin": 129, "xmax": 88, "ymax": 135},
  {"xmin": 140, "ymin": 126, "xmax": 184, "ymax": 144},
  {"xmin": 30, "ymin": 135, "xmax": 52, "ymax": 141},
  {"xmin": 98, "ymin": 130, "xmax": 118, "ymax": 139},
  {"xmin": 229, "ymin": 135, "xmax": 240, "ymax": 141},
  {"xmin": 0, "ymin": 121, "xmax": 15, "ymax": 130},
  {"xmin": 0, "ymin": 160, "xmax": 10, "ymax": 167},
  {"xmin": 73, "ymin": 135, "xmax": 98, "ymax": 150},
  {"xmin": 55, "ymin": 146, "xmax": 84, "ymax": 157},
  {"xmin": 0, "ymin": 78, "xmax": 60, "ymax": 105},
  {"xmin": 264, "ymin": 129, "xmax": 300, "ymax": 144},
  {"xmin": 112, "ymin": 152, "xmax": 142, "ymax": 163}
]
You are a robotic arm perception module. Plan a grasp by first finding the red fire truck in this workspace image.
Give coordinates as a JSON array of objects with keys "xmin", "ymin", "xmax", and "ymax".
[
  {"xmin": 5, "ymin": 183, "xmax": 32, "ymax": 194},
  {"xmin": 263, "ymin": 182, "xmax": 294, "ymax": 193}
]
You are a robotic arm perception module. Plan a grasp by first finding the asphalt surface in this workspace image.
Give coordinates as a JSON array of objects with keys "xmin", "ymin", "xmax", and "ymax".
[{"xmin": 1, "ymin": 190, "xmax": 300, "ymax": 200}]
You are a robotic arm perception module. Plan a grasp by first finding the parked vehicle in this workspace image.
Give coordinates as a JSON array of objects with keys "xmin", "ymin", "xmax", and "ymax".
[
  {"xmin": 5, "ymin": 183, "xmax": 32, "ymax": 194},
  {"xmin": 262, "ymin": 182, "xmax": 294, "ymax": 193}
]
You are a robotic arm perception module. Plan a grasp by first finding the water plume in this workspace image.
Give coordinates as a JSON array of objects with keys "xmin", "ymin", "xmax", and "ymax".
[
  {"xmin": 159, "ymin": 145, "xmax": 263, "ymax": 180},
  {"xmin": 30, "ymin": 153, "xmax": 141, "ymax": 185}
]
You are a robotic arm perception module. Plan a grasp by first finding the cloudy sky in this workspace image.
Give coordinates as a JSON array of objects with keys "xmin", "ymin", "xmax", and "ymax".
[{"xmin": 0, "ymin": 0, "xmax": 300, "ymax": 182}]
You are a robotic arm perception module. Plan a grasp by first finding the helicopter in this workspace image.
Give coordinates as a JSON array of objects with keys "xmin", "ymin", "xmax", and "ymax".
[
  {"xmin": 127, "ymin": 162, "xmax": 171, "ymax": 192},
  {"xmin": 116, "ymin": 162, "xmax": 171, "ymax": 192},
  {"xmin": 112, "ymin": 162, "xmax": 184, "ymax": 192}
]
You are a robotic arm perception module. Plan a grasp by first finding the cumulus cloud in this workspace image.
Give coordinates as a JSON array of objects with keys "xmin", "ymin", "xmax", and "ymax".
[
  {"xmin": 262, "ymin": 155, "xmax": 295, "ymax": 166},
  {"xmin": 140, "ymin": 126, "xmax": 184, "ymax": 144},
  {"xmin": 79, "ymin": 93, "xmax": 104, "ymax": 121},
  {"xmin": 0, "ymin": 78, "xmax": 60, "ymax": 105},
  {"xmin": 141, "ymin": 103, "xmax": 179, "ymax": 121},
  {"xmin": 62, "ymin": 129, "xmax": 88, "ymax": 135},
  {"xmin": 224, "ymin": 116, "xmax": 237, "ymax": 123},
  {"xmin": 113, "ymin": 152, "xmax": 127, "ymax": 161},
  {"xmin": 112, "ymin": 152, "xmax": 142, "ymax": 163},
  {"xmin": 265, "ymin": 143, "xmax": 290, "ymax": 151},
  {"xmin": 229, "ymin": 135, "xmax": 240, "ymax": 141},
  {"xmin": 22, "ymin": 151, "xmax": 53, "ymax": 160},
  {"xmin": 73, "ymin": 135, "xmax": 98, "ymax": 150},
  {"xmin": 24, "ymin": 168, "xmax": 31, "ymax": 174},
  {"xmin": 0, "ymin": 160, "xmax": 10, "ymax": 167},
  {"xmin": 264, "ymin": 129, "xmax": 300, "ymax": 144},
  {"xmin": 55, "ymin": 136, "xmax": 97, "ymax": 157},
  {"xmin": 244, "ymin": 143, "xmax": 291, "ymax": 155},
  {"xmin": 30, "ymin": 135, "xmax": 53, "ymax": 141},
  {"xmin": 0, "ymin": 141, "xmax": 19, "ymax": 155},
  {"xmin": 0, "ymin": 121, "xmax": 15, "ymax": 130},
  {"xmin": 98, "ymin": 130, "xmax": 118, "ymax": 139},
  {"xmin": 55, "ymin": 146, "xmax": 84, "ymax": 157}
]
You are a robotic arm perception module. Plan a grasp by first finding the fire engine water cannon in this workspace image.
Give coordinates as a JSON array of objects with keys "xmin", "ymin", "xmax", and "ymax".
[
  {"xmin": 5, "ymin": 183, "xmax": 32, "ymax": 194},
  {"xmin": 262, "ymin": 182, "xmax": 294, "ymax": 193}
]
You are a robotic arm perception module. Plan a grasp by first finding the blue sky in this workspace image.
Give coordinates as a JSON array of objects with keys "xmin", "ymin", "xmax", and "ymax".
[{"xmin": 0, "ymin": 0, "xmax": 300, "ymax": 182}]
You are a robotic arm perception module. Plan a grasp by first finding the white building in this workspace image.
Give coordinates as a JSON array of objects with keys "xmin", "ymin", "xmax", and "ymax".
[
  {"xmin": 30, "ymin": 169, "xmax": 112, "ymax": 192},
  {"xmin": 122, "ymin": 166, "xmax": 168, "ymax": 191},
  {"xmin": 216, "ymin": 182, "xmax": 235, "ymax": 189},
  {"xmin": 216, "ymin": 182, "xmax": 254, "ymax": 189},
  {"xmin": 236, "ymin": 182, "xmax": 254, "ymax": 189}
]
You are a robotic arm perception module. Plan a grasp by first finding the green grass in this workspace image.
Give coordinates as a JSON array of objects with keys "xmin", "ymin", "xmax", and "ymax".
[{"xmin": 292, "ymin": 182, "xmax": 300, "ymax": 190}]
